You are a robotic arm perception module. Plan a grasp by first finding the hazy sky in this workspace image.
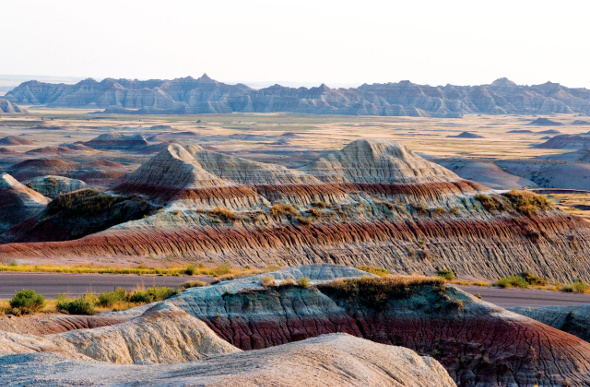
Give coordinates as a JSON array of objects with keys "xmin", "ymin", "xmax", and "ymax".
[{"xmin": 2, "ymin": 0, "xmax": 590, "ymax": 88}]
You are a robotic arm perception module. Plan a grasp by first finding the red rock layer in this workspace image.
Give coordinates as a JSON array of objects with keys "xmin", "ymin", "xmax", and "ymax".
[
  {"xmin": 175, "ymin": 284, "xmax": 590, "ymax": 386},
  {"xmin": 2, "ymin": 212, "xmax": 590, "ymax": 282},
  {"xmin": 115, "ymin": 180, "xmax": 485, "ymax": 205}
]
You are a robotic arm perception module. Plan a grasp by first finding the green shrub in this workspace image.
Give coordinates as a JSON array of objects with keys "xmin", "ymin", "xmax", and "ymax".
[
  {"xmin": 520, "ymin": 270, "xmax": 547, "ymax": 286},
  {"xmin": 562, "ymin": 280, "xmax": 589, "ymax": 293},
  {"xmin": 10, "ymin": 289, "xmax": 46, "ymax": 315},
  {"xmin": 57, "ymin": 293, "xmax": 96, "ymax": 315},
  {"xmin": 184, "ymin": 264, "xmax": 197, "ymax": 275},
  {"xmin": 296, "ymin": 276, "xmax": 311, "ymax": 288},
  {"xmin": 504, "ymin": 190, "xmax": 551, "ymax": 216},
  {"xmin": 212, "ymin": 263, "xmax": 232, "ymax": 276},
  {"xmin": 494, "ymin": 275, "xmax": 529, "ymax": 289},
  {"xmin": 436, "ymin": 269, "xmax": 455, "ymax": 281},
  {"xmin": 128, "ymin": 286, "xmax": 177, "ymax": 303},
  {"xmin": 494, "ymin": 271, "xmax": 547, "ymax": 289},
  {"xmin": 357, "ymin": 266, "xmax": 390, "ymax": 277},
  {"xmin": 129, "ymin": 290, "xmax": 152, "ymax": 303},
  {"xmin": 97, "ymin": 288, "xmax": 130, "ymax": 307}
]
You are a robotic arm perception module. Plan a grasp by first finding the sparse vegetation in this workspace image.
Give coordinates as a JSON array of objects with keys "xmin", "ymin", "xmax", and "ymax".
[
  {"xmin": 436, "ymin": 269, "xmax": 455, "ymax": 281},
  {"xmin": 296, "ymin": 276, "xmax": 311, "ymax": 288},
  {"xmin": 0, "ymin": 262, "xmax": 259, "ymax": 278},
  {"xmin": 259, "ymin": 275, "xmax": 276, "ymax": 287},
  {"xmin": 504, "ymin": 190, "xmax": 551, "ymax": 216},
  {"xmin": 357, "ymin": 265, "xmax": 390, "ymax": 277},
  {"xmin": 36, "ymin": 189, "xmax": 158, "ymax": 240},
  {"xmin": 9, "ymin": 289, "xmax": 46, "ymax": 315},
  {"xmin": 57, "ymin": 293, "xmax": 97, "ymax": 315},
  {"xmin": 97, "ymin": 287, "xmax": 130, "ymax": 307},
  {"xmin": 271, "ymin": 203, "xmax": 299, "ymax": 217},
  {"xmin": 208, "ymin": 207, "xmax": 240, "ymax": 222},
  {"xmin": 494, "ymin": 271, "xmax": 548, "ymax": 289},
  {"xmin": 562, "ymin": 279, "xmax": 590, "ymax": 293},
  {"xmin": 178, "ymin": 280, "xmax": 208, "ymax": 291},
  {"xmin": 318, "ymin": 275, "xmax": 446, "ymax": 309}
]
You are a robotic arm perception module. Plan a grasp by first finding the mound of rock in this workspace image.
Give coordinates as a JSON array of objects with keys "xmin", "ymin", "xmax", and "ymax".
[
  {"xmin": 83, "ymin": 132, "xmax": 150, "ymax": 151},
  {"xmin": 7, "ymin": 159, "xmax": 78, "ymax": 180},
  {"xmin": 511, "ymin": 304, "xmax": 590, "ymax": 342},
  {"xmin": 3, "ymin": 188, "xmax": 157, "ymax": 243},
  {"xmin": 302, "ymin": 139, "xmax": 460, "ymax": 184},
  {"xmin": 528, "ymin": 117, "xmax": 563, "ymax": 126},
  {"xmin": 447, "ymin": 131, "xmax": 483, "ymax": 138},
  {"xmin": 48, "ymin": 302, "xmax": 239, "ymax": 364},
  {"xmin": 0, "ymin": 173, "xmax": 49, "ymax": 233},
  {"xmin": 572, "ymin": 120, "xmax": 590, "ymax": 125},
  {"xmin": 0, "ymin": 136, "xmax": 34, "ymax": 145},
  {"xmin": 24, "ymin": 176, "xmax": 89, "ymax": 199},
  {"xmin": 535, "ymin": 134, "xmax": 590, "ymax": 150},
  {"xmin": 0, "ymin": 334, "xmax": 455, "ymax": 386},
  {"xmin": 166, "ymin": 265, "xmax": 590, "ymax": 386},
  {"xmin": 0, "ymin": 98, "xmax": 26, "ymax": 114}
]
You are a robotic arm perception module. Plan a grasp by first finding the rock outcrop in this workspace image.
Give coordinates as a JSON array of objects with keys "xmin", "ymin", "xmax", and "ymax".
[
  {"xmin": 6, "ymin": 158, "xmax": 129, "ymax": 188},
  {"xmin": 447, "ymin": 131, "xmax": 484, "ymax": 138},
  {"xmin": 302, "ymin": 139, "xmax": 461, "ymax": 184},
  {"xmin": 528, "ymin": 117, "xmax": 563, "ymax": 126},
  {"xmin": 0, "ymin": 98, "xmax": 26, "ymax": 114},
  {"xmin": 511, "ymin": 304, "xmax": 590, "ymax": 343},
  {"xmin": 24, "ymin": 175, "xmax": 88, "ymax": 199},
  {"xmin": 0, "ymin": 136, "xmax": 34, "ymax": 146},
  {"xmin": 48, "ymin": 302, "xmax": 240, "ymax": 364},
  {"xmin": 164, "ymin": 266, "xmax": 590, "ymax": 386},
  {"xmin": 2, "ymin": 140, "xmax": 590, "ymax": 283},
  {"xmin": 7, "ymin": 75, "xmax": 590, "ymax": 117},
  {"xmin": 0, "ymin": 334, "xmax": 455, "ymax": 386},
  {"xmin": 0, "ymin": 173, "xmax": 49, "ymax": 233},
  {"xmin": 82, "ymin": 132, "xmax": 150, "ymax": 151},
  {"xmin": 536, "ymin": 134, "xmax": 590, "ymax": 150}
]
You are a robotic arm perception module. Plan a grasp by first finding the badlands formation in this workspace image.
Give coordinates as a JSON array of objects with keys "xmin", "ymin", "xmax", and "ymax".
[
  {"xmin": 2, "ymin": 265, "xmax": 590, "ymax": 386},
  {"xmin": 0, "ymin": 98, "xmax": 26, "ymax": 114},
  {"xmin": 6, "ymin": 75, "xmax": 590, "ymax": 117},
  {"xmin": 1, "ymin": 139, "xmax": 590, "ymax": 284}
]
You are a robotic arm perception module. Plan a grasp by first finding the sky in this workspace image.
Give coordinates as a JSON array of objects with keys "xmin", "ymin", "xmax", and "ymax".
[{"xmin": 2, "ymin": 0, "xmax": 590, "ymax": 88}]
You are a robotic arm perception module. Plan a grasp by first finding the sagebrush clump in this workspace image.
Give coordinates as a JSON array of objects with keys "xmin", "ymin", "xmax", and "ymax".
[
  {"xmin": 503, "ymin": 190, "xmax": 551, "ymax": 216},
  {"xmin": 9, "ymin": 289, "xmax": 46, "ymax": 315}
]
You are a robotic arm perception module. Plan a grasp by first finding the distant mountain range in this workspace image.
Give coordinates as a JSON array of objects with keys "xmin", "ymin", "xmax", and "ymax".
[{"xmin": 5, "ymin": 75, "xmax": 590, "ymax": 117}]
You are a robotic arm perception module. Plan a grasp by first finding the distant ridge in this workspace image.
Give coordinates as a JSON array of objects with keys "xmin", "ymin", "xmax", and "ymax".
[{"xmin": 5, "ymin": 75, "xmax": 590, "ymax": 117}]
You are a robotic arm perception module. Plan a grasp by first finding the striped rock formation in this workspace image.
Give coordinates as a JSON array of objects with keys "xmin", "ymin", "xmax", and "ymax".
[{"xmin": 1, "ymin": 140, "xmax": 590, "ymax": 284}]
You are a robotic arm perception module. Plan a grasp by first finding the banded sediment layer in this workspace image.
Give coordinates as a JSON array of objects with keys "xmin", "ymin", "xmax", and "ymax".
[
  {"xmin": 1, "ymin": 139, "xmax": 590, "ymax": 283},
  {"xmin": 2, "ymin": 265, "xmax": 590, "ymax": 386}
]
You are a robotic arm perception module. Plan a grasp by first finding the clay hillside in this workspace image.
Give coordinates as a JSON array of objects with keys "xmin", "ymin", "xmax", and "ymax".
[
  {"xmin": 6, "ymin": 75, "xmax": 590, "ymax": 117},
  {"xmin": 3, "ymin": 265, "xmax": 590, "ymax": 386},
  {"xmin": 0, "ymin": 98, "xmax": 26, "ymax": 114},
  {"xmin": 1, "ymin": 139, "xmax": 590, "ymax": 283}
]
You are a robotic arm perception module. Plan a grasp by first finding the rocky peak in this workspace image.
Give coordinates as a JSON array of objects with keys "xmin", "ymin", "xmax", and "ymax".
[
  {"xmin": 197, "ymin": 73, "xmax": 215, "ymax": 83},
  {"xmin": 122, "ymin": 144, "xmax": 234, "ymax": 190},
  {"xmin": 303, "ymin": 139, "xmax": 460, "ymax": 184},
  {"xmin": 0, "ymin": 98, "xmax": 27, "ymax": 114},
  {"xmin": 490, "ymin": 77, "xmax": 517, "ymax": 88},
  {"xmin": 184, "ymin": 144, "xmax": 322, "ymax": 186}
]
